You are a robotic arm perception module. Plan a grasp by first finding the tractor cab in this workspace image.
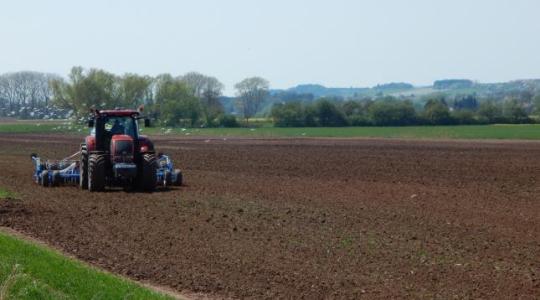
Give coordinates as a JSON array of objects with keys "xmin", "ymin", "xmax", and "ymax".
[{"xmin": 88, "ymin": 110, "xmax": 146, "ymax": 151}]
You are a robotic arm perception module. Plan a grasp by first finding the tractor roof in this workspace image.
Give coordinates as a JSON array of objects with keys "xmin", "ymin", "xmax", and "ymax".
[{"xmin": 96, "ymin": 109, "xmax": 140, "ymax": 117}]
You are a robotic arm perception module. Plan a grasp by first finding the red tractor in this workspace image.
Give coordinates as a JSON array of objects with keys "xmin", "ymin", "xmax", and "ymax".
[{"xmin": 80, "ymin": 108, "xmax": 160, "ymax": 192}]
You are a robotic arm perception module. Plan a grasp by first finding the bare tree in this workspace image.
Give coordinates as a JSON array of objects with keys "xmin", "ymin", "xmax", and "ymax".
[
  {"xmin": 0, "ymin": 71, "xmax": 61, "ymax": 117},
  {"xmin": 234, "ymin": 77, "xmax": 269, "ymax": 124},
  {"xmin": 181, "ymin": 72, "xmax": 225, "ymax": 125},
  {"xmin": 181, "ymin": 72, "xmax": 208, "ymax": 98}
]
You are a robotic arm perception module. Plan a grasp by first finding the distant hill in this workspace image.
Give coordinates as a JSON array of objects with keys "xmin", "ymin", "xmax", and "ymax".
[
  {"xmin": 272, "ymin": 84, "xmax": 370, "ymax": 98},
  {"xmin": 221, "ymin": 79, "xmax": 540, "ymax": 115},
  {"xmin": 271, "ymin": 82, "xmax": 414, "ymax": 99},
  {"xmin": 434, "ymin": 79, "xmax": 474, "ymax": 90}
]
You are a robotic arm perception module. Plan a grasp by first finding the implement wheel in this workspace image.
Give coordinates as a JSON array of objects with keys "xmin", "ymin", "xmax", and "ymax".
[
  {"xmin": 51, "ymin": 171, "xmax": 61, "ymax": 187},
  {"xmin": 80, "ymin": 150, "xmax": 88, "ymax": 189},
  {"xmin": 41, "ymin": 170, "xmax": 49, "ymax": 187},
  {"xmin": 173, "ymin": 169, "xmax": 183, "ymax": 186}
]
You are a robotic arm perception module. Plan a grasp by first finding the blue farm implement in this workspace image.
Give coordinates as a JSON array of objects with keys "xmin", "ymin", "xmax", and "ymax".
[
  {"xmin": 31, "ymin": 152, "xmax": 80, "ymax": 187},
  {"xmin": 32, "ymin": 152, "xmax": 183, "ymax": 189}
]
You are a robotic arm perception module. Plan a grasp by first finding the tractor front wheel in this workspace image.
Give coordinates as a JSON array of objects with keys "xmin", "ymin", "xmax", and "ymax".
[{"xmin": 88, "ymin": 154, "xmax": 106, "ymax": 192}]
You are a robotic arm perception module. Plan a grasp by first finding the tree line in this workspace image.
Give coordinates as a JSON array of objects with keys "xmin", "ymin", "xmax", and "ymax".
[
  {"xmin": 0, "ymin": 67, "xmax": 270, "ymax": 127},
  {"xmin": 271, "ymin": 95, "xmax": 537, "ymax": 127},
  {"xmin": 51, "ymin": 67, "xmax": 272, "ymax": 127},
  {"xmin": 0, "ymin": 71, "xmax": 66, "ymax": 118},
  {"xmin": 1, "ymin": 67, "xmax": 540, "ymax": 128}
]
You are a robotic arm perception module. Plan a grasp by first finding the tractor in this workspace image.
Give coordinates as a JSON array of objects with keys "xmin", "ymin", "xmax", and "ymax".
[{"xmin": 78, "ymin": 108, "xmax": 181, "ymax": 192}]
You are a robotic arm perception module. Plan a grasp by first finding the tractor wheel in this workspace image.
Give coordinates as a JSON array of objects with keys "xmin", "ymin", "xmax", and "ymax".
[
  {"xmin": 51, "ymin": 171, "xmax": 61, "ymax": 187},
  {"xmin": 164, "ymin": 169, "xmax": 172, "ymax": 186},
  {"xmin": 80, "ymin": 151, "xmax": 88, "ymax": 189},
  {"xmin": 140, "ymin": 153, "xmax": 157, "ymax": 192},
  {"xmin": 173, "ymin": 169, "xmax": 183, "ymax": 186},
  {"xmin": 41, "ymin": 170, "xmax": 49, "ymax": 187},
  {"xmin": 88, "ymin": 154, "xmax": 106, "ymax": 192}
]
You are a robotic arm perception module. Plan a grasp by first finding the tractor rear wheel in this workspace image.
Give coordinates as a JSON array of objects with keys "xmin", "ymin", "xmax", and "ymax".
[
  {"xmin": 88, "ymin": 154, "xmax": 106, "ymax": 192},
  {"xmin": 80, "ymin": 150, "xmax": 88, "ymax": 189},
  {"xmin": 140, "ymin": 153, "xmax": 157, "ymax": 192},
  {"xmin": 41, "ymin": 170, "xmax": 49, "ymax": 187}
]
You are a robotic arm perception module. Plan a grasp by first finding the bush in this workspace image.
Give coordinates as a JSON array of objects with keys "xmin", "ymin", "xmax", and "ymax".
[
  {"xmin": 368, "ymin": 99, "xmax": 417, "ymax": 126},
  {"xmin": 271, "ymin": 102, "xmax": 306, "ymax": 127},
  {"xmin": 423, "ymin": 99, "xmax": 452, "ymax": 125},
  {"xmin": 217, "ymin": 114, "xmax": 239, "ymax": 127},
  {"xmin": 315, "ymin": 99, "xmax": 348, "ymax": 126},
  {"xmin": 451, "ymin": 110, "xmax": 477, "ymax": 125},
  {"xmin": 348, "ymin": 115, "xmax": 372, "ymax": 126}
]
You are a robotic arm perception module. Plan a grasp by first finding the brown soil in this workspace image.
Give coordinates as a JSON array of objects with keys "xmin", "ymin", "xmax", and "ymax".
[{"xmin": 0, "ymin": 133, "xmax": 539, "ymax": 299}]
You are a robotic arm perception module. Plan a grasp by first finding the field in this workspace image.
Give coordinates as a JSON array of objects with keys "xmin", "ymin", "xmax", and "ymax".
[
  {"xmin": 4, "ymin": 121, "xmax": 540, "ymax": 140},
  {"xmin": 0, "ymin": 131, "xmax": 539, "ymax": 299},
  {"xmin": 148, "ymin": 124, "xmax": 540, "ymax": 139}
]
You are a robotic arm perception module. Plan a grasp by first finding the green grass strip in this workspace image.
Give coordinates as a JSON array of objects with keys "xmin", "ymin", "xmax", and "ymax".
[
  {"xmin": 0, "ymin": 232, "xmax": 171, "ymax": 300},
  {"xmin": 0, "ymin": 188, "xmax": 18, "ymax": 200}
]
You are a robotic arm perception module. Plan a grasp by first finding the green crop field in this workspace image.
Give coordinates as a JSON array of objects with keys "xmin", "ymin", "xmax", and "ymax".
[
  {"xmin": 0, "ymin": 229, "xmax": 170, "ymax": 299},
  {"xmin": 144, "ymin": 124, "xmax": 540, "ymax": 140},
  {"xmin": 2, "ymin": 120, "xmax": 540, "ymax": 140},
  {"xmin": 0, "ymin": 120, "xmax": 85, "ymax": 134}
]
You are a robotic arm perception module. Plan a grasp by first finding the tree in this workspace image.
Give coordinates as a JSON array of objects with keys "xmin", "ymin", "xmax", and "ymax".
[
  {"xmin": 118, "ymin": 74, "xmax": 153, "ymax": 108},
  {"xmin": 315, "ymin": 99, "xmax": 348, "ymax": 127},
  {"xmin": 180, "ymin": 72, "xmax": 225, "ymax": 126},
  {"xmin": 503, "ymin": 99, "xmax": 528, "ymax": 123},
  {"xmin": 234, "ymin": 77, "xmax": 269, "ymax": 124},
  {"xmin": 0, "ymin": 71, "xmax": 60, "ymax": 117},
  {"xmin": 423, "ymin": 98, "xmax": 452, "ymax": 124},
  {"xmin": 152, "ymin": 74, "xmax": 201, "ymax": 126},
  {"xmin": 368, "ymin": 98, "xmax": 417, "ymax": 126},
  {"xmin": 341, "ymin": 100, "xmax": 362, "ymax": 117},
  {"xmin": 477, "ymin": 101, "xmax": 502, "ymax": 123},
  {"xmin": 452, "ymin": 95, "xmax": 478, "ymax": 111},
  {"xmin": 532, "ymin": 94, "xmax": 540, "ymax": 114},
  {"xmin": 271, "ymin": 102, "xmax": 306, "ymax": 127},
  {"xmin": 51, "ymin": 67, "xmax": 120, "ymax": 117}
]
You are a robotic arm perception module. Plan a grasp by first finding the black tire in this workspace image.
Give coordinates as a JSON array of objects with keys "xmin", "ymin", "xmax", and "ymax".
[
  {"xmin": 164, "ymin": 170, "xmax": 172, "ymax": 186},
  {"xmin": 173, "ymin": 169, "xmax": 182, "ymax": 186},
  {"xmin": 140, "ymin": 154, "xmax": 157, "ymax": 192},
  {"xmin": 51, "ymin": 170, "xmax": 61, "ymax": 187},
  {"xmin": 88, "ymin": 154, "xmax": 106, "ymax": 192},
  {"xmin": 41, "ymin": 170, "xmax": 49, "ymax": 187},
  {"xmin": 80, "ymin": 150, "xmax": 88, "ymax": 189}
]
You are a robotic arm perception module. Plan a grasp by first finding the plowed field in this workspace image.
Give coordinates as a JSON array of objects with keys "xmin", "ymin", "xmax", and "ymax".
[{"xmin": 0, "ymin": 133, "xmax": 539, "ymax": 299}]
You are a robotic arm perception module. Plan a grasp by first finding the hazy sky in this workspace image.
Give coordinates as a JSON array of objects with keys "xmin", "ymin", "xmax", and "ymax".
[{"xmin": 1, "ymin": 0, "xmax": 539, "ymax": 94}]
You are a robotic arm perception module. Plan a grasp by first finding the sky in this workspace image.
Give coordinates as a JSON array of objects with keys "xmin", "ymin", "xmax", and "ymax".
[{"xmin": 1, "ymin": 0, "xmax": 540, "ymax": 95}]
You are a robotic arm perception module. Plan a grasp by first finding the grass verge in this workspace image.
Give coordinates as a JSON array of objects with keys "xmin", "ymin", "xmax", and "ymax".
[
  {"xmin": 0, "ymin": 231, "xmax": 171, "ymax": 299},
  {"xmin": 0, "ymin": 188, "xmax": 18, "ymax": 200}
]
